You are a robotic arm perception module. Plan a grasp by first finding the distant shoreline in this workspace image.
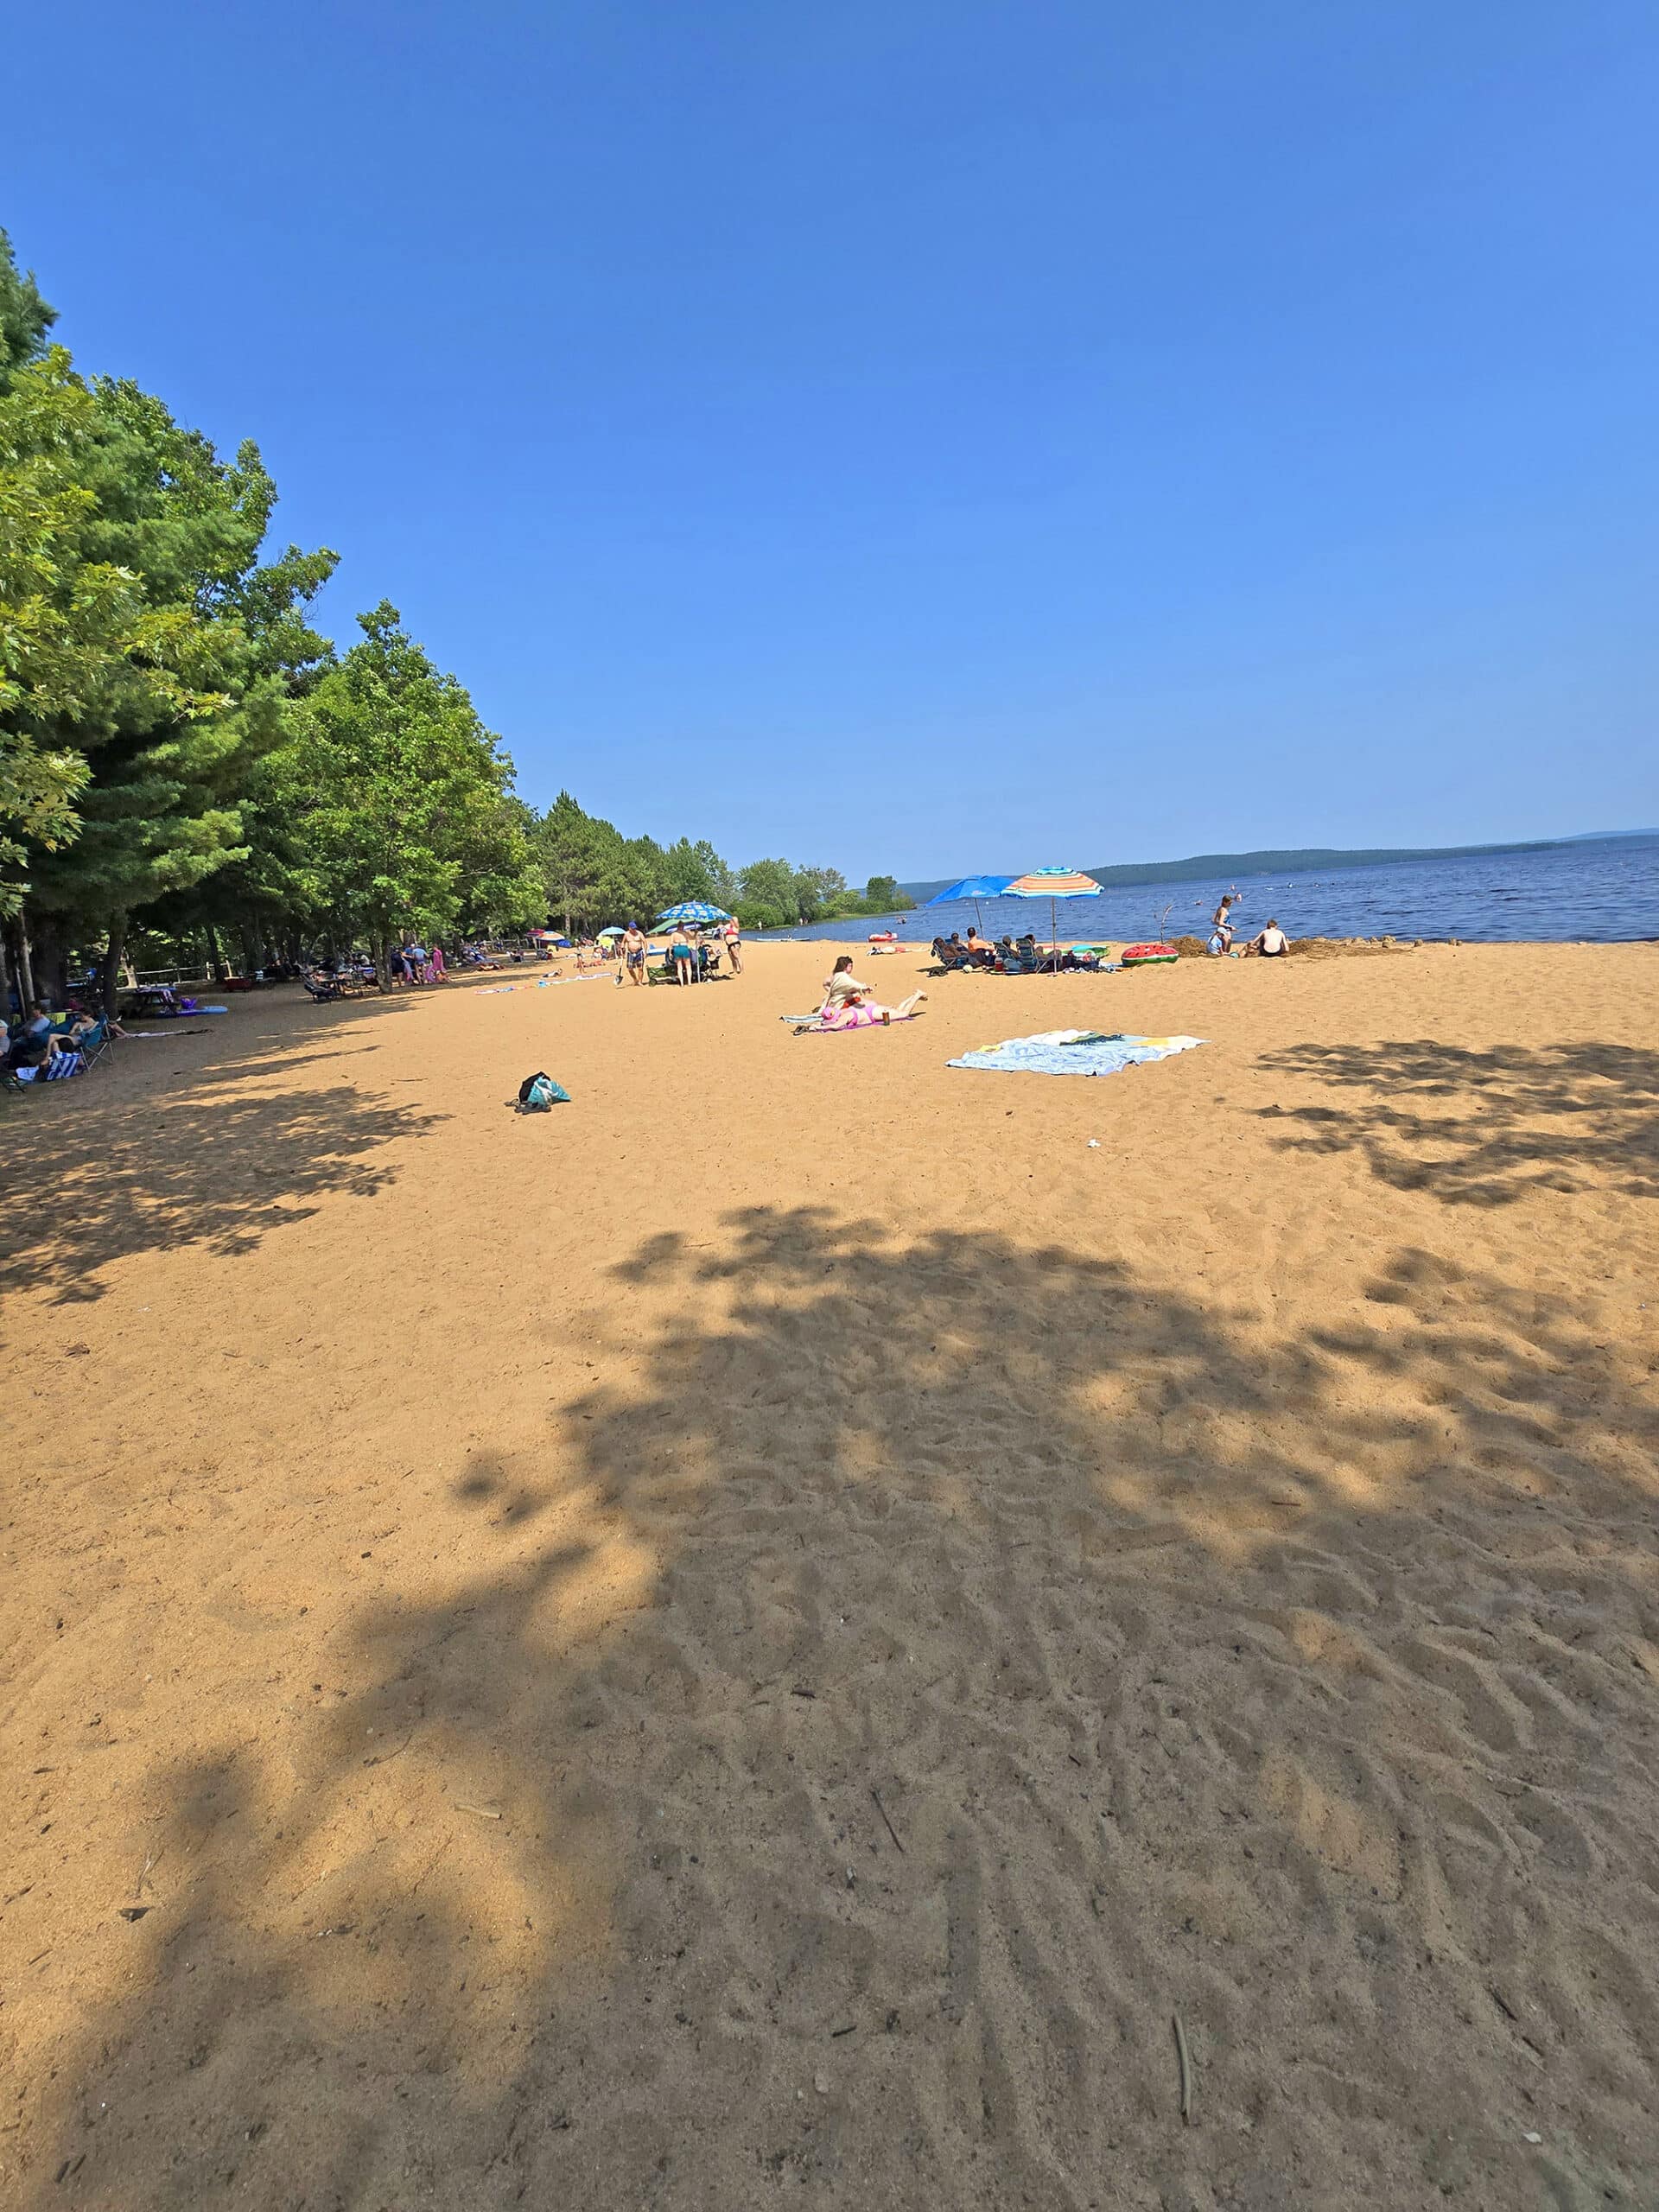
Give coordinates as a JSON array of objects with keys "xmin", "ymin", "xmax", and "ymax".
[{"xmin": 898, "ymin": 828, "xmax": 1658, "ymax": 906}]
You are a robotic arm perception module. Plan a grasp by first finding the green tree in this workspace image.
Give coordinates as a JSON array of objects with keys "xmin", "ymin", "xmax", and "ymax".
[
  {"xmin": 0, "ymin": 231, "xmax": 82, "ymax": 907},
  {"xmin": 738, "ymin": 856, "xmax": 799, "ymax": 921},
  {"xmin": 593, "ymin": 832, "xmax": 670, "ymax": 927},
  {"xmin": 535, "ymin": 791, "xmax": 608, "ymax": 936},
  {"xmin": 660, "ymin": 834, "xmax": 740, "ymax": 908},
  {"xmin": 861, "ymin": 874, "xmax": 913, "ymax": 912},
  {"xmin": 451, "ymin": 790, "xmax": 543, "ymax": 938},
  {"xmin": 0, "ymin": 228, "xmax": 53, "ymax": 373},
  {"xmin": 791, "ymin": 864, "xmax": 845, "ymax": 922},
  {"xmin": 15, "ymin": 344, "xmax": 337, "ymax": 998},
  {"xmin": 277, "ymin": 603, "xmax": 528, "ymax": 983},
  {"xmin": 0, "ymin": 240, "xmax": 245, "ymax": 929}
]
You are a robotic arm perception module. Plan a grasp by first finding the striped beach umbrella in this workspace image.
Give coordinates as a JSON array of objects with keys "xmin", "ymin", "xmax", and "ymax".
[{"xmin": 1005, "ymin": 868, "xmax": 1103, "ymax": 951}]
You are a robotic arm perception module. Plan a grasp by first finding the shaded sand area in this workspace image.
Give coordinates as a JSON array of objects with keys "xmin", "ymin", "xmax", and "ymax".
[{"xmin": 3, "ymin": 940, "xmax": 1658, "ymax": 2209}]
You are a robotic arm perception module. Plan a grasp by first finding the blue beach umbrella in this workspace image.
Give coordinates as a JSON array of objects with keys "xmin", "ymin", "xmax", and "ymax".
[
  {"xmin": 656, "ymin": 900, "xmax": 734, "ymax": 925},
  {"xmin": 925, "ymin": 874, "xmax": 1015, "ymax": 933}
]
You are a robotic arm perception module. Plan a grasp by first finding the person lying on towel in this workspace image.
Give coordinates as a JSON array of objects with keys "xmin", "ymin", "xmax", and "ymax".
[{"xmin": 797, "ymin": 957, "xmax": 928, "ymax": 1032}]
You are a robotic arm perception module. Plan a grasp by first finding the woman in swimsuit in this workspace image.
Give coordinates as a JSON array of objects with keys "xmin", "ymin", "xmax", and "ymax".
[{"xmin": 801, "ymin": 956, "xmax": 927, "ymax": 1031}]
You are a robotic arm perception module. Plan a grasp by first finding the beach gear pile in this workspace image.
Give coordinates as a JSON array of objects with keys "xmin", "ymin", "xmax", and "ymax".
[
  {"xmin": 517, "ymin": 1071, "xmax": 570, "ymax": 1110},
  {"xmin": 947, "ymin": 1029, "xmax": 1205, "ymax": 1077}
]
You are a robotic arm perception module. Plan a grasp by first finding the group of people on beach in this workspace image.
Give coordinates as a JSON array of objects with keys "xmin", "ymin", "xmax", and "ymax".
[
  {"xmin": 387, "ymin": 940, "xmax": 447, "ymax": 985},
  {"xmin": 616, "ymin": 916, "xmax": 743, "ymax": 987},
  {"xmin": 2, "ymin": 1000, "xmax": 121, "ymax": 1088},
  {"xmin": 1209, "ymin": 897, "xmax": 1289, "ymax": 957},
  {"xmin": 930, "ymin": 930, "xmax": 1103, "ymax": 973}
]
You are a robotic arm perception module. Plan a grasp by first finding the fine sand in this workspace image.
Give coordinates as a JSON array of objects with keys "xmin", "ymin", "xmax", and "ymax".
[{"xmin": 3, "ymin": 938, "xmax": 1657, "ymax": 2210}]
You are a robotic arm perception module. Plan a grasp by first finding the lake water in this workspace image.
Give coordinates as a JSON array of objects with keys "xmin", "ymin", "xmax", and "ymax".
[{"xmin": 758, "ymin": 835, "xmax": 1659, "ymax": 949}]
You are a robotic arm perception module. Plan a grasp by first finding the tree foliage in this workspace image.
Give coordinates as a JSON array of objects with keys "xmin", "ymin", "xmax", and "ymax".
[
  {"xmin": 260, "ymin": 604, "xmax": 541, "ymax": 978},
  {"xmin": 0, "ymin": 229, "xmax": 909, "ymax": 997}
]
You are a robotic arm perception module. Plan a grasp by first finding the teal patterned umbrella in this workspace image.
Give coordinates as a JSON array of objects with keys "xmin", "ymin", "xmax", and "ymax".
[{"xmin": 656, "ymin": 901, "xmax": 734, "ymax": 925}]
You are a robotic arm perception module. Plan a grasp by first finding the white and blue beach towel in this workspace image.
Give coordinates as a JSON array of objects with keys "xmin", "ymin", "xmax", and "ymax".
[{"xmin": 947, "ymin": 1029, "xmax": 1205, "ymax": 1077}]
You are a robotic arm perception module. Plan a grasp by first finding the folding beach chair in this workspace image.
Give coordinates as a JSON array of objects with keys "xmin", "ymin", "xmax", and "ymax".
[{"xmin": 73, "ymin": 1018, "xmax": 115, "ymax": 1073}]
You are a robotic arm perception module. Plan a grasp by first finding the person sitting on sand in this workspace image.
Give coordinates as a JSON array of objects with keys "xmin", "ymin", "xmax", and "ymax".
[
  {"xmin": 1247, "ymin": 918, "xmax": 1290, "ymax": 958},
  {"xmin": 800, "ymin": 955, "xmax": 927, "ymax": 1032}
]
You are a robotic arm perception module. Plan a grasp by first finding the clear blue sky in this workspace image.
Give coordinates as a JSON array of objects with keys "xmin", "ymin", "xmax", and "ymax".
[{"xmin": 9, "ymin": 1, "xmax": 1657, "ymax": 881}]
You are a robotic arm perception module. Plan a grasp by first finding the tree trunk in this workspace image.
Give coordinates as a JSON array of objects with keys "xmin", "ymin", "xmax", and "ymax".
[
  {"xmin": 205, "ymin": 922, "xmax": 227, "ymax": 982},
  {"xmin": 16, "ymin": 907, "xmax": 36, "ymax": 1009},
  {"xmin": 99, "ymin": 914, "xmax": 126, "ymax": 1016},
  {"xmin": 239, "ymin": 922, "xmax": 265, "ymax": 979},
  {"xmin": 0, "ymin": 923, "xmax": 10, "ymax": 1018},
  {"xmin": 372, "ymin": 931, "xmax": 391, "ymax": 992},
  {"xmin": 32, "ymin": 918, "xmax": 67, "ymax": 1005}
]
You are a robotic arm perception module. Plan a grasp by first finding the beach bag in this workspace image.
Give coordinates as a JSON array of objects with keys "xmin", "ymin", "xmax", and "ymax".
[{"xmin": 518, "ymin": 1071, "xmax": 569, "ymax": 1111}]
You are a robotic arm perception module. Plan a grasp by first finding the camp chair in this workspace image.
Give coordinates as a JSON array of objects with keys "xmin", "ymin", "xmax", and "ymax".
[
  {"xmin": 301, "ymin": 975, "xmax": 343, "ymax": 1003},
  {"xmin": 72, "ymin": 1018, "xmax": 115, "ymax": 1073}
]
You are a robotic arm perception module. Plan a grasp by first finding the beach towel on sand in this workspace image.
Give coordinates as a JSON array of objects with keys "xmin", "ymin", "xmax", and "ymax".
[
  {"xmin": 782, "ymin": 1006, "xmax": 921, "ymax": 1033},
  {"xmin": 948, "ymin": 1029, "xmax": 1205, "ymax": 1077}
]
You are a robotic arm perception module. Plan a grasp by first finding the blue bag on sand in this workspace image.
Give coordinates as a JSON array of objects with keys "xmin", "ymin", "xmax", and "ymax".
[{"xmin": 518, "ymin": 1071, "xmax": 569, "ymax": 1111}]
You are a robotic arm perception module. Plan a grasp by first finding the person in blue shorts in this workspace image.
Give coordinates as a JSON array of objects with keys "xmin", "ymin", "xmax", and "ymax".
[{"xmin": 622, "ymin": 922, "xmax": 648, "ymax": 985}]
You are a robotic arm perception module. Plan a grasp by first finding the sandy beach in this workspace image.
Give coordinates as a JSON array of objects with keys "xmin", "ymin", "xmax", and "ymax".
[{"xmin": 3, "ymin": 938, "xmax": 1657, "ymax": 2209}]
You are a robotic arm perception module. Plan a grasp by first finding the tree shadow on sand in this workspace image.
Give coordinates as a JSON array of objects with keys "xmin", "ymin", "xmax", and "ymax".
[
  {"xmin": 1257, "ymin": 1039, "xmax": 1659, "ymax": 1207},
  {"xmin": 0, "ymin": 998, "xmax": 444, "ymax": 1304},
  {"xmin": 18, "ymin": 1211, "xmax": 1659, "ymax": 2209}
]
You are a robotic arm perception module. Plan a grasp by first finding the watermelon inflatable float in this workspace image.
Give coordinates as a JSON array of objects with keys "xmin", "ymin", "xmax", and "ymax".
[{"xmin": 1120, "ymin": 942, "xmax": 1179, "ymax": 966}]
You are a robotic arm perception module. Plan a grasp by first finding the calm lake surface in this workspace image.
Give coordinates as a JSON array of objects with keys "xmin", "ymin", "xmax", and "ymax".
[{"xmin": 759, "ymin": 836, "xmax": 1659, "ymax": 948}]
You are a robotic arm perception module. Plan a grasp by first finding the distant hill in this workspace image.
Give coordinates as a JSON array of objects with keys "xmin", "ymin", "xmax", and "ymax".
[{"xmin": 898, "ymin": 829, "xmax": 1654, "ymax": 906}]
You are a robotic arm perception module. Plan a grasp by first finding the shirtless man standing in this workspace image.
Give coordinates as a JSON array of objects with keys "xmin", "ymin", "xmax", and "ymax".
[{"xmin": 622, "ymin": 922, "xmax": 649, "ymax": 985}]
